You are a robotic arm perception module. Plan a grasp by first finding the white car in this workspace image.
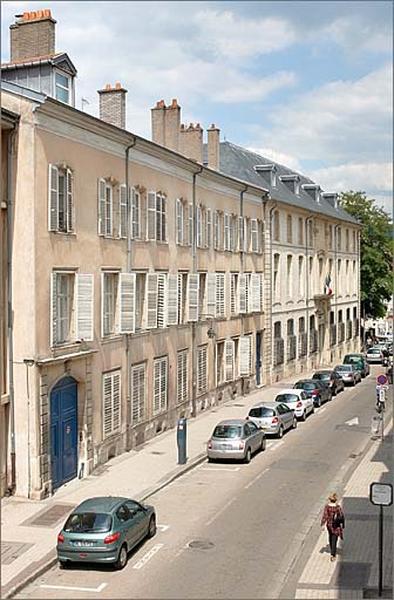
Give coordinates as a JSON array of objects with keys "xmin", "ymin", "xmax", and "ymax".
[{"xmin": 274, "ymin": 389, "xmax": 314, "ymax": 421}]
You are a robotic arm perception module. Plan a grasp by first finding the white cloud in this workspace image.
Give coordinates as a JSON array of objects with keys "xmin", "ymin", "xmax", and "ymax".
[
  {"xmin": 323, "ymin": 17, "xmax": 392, "ymax": 55},
  {"xmin": 247, "ymin": 147, "xmax": 302, "ymax": 172},
  {"xmin": 308, "ymin": 162, "xmax": 392, "ymax": 194}
]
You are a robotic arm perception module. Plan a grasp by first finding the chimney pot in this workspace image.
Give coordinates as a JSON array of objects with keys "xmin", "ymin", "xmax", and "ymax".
[{"xmin": 171, "ymin": 98, "xmax": 178, "ymax": 108}]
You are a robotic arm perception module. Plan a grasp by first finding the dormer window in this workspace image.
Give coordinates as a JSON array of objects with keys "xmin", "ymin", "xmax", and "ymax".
[
  {"xmin": 254, "ymin": 164, "xmax": 277, "ymax": 188},
  {"xmin": 271, "ymin": 170, "xmax": 277, "ymax": 188},
  {"xmin": 302, "ymin": 184, "xmax": 321, "ymax": 203},
  {"xmin": 280, "ymin": 174, "xmax": 300, "ymax": 195},
  {"xmin": 54, "ymin": 70, "xmax": 72, "ymax": 104}
]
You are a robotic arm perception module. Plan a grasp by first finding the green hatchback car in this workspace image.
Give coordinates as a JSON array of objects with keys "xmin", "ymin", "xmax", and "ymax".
[
  {"xmin": 343, "ymin": 353, "xmax": 370, "ymax": 378},
  {"xmin": 57, "ymin": 496, "xmax": 156, "ymax": 570}
]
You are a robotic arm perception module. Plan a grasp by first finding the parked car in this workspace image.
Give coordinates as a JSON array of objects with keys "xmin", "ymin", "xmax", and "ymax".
[
  {"xmin": 366, "ymin": 347, "xmax": 384, "ymax": 364},
  {"xmin": 312, "ymin": 370, "xmax": 345, "ymax": 396},
  {"xmin": 334, "ymin": 364, "xmax": 362, "ymax": 385},
  {"xmin": 207, "ymin": 419, "xmax": 266, "ymax": 463},
  {"xmin": 57, "ymin": 496, "xmax": 156, "ymax": 570},
  {"xmin": 343, "ymin": 353, "xmax": 370, "ymax": 377},
  {"xmin": 294, "ymin": 379, "xmax": 332, "ymax": 407},
  {"xmin": 274, "ymin": 389, "xmax": 314, "ymax": 421},
  {"xmin": 247, "ymin": 401, "xmax": 297, "ymax": 438}
]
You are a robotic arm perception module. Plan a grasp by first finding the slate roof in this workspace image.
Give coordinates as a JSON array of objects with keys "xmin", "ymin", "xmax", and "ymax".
[
  {"xmin": 204, "ymin": 141, "xmax": 359, "ymax": 225},
  {"xmin": 1, "ymin": 52, "xmax": 77, "ymax": 75}
]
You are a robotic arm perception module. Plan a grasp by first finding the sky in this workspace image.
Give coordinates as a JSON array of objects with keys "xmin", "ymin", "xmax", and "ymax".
[{"xmin": 2, "ymin": 1, "xmax": 392, "ymax": 215}]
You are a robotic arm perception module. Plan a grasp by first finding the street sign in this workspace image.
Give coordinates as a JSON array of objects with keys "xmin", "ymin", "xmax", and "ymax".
[
  {"xmin": 370, "ymin": 482, "xmax": 393, "ymax": 506},
  {"xmin": 376, "ymin": 374, "xmax": 388, "ymax": 385}
]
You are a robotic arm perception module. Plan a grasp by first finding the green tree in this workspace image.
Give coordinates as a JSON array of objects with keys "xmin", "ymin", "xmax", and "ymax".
[{"xmin": 339, "ymin": 191, "xmax": 392, "ymax": 319}]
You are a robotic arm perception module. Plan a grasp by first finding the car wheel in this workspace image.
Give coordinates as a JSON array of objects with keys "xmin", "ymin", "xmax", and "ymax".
[
  {"xmin": 301, "ymin": 411, "xmax": 306, "ymax": 422},
  {"xmin": 115, "ymin": 544, "xmax": 128, "ymax": 570},
  {"xmin": 59, "ymin": 561, "xmax": 69, "ymax": 570},
  {"xmin": 315, "ymin": 398, "xmax": 321, "ymax": 408},
  {"xmin": 244, "ymin": 447, "xmax": 252, "ymax": 463},
  {"xmin": 260, "ymin": 437, "xmax": 266, "ymax": 452},
  {"xmin": 311, "ymin": 404, "xmax": 315, "ymax": 415},
  {"xmin": 292, "ymin": 417, "xmax": 298, "ymax": 429},
  {"xmin": 207, "ymin": 457, "xmax": 215, "ymax": 463},
  {"xmin": 148, "ymin": 515, "xmax": 156, "ymax": 538},
  {"xmin": 277, "ymin": 425, "xmax": 284, "ymax": 439}
]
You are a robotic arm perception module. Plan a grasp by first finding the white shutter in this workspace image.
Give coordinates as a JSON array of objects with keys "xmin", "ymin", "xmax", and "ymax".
[
  {"xmin": 206, "ymin": 208, "xmax": 212, "ymax": 248},
  {"xmin": 239, "ymin": 336, "xmax": 251, "ymax": 376},
  {"xmin": 244, "ymin": 218, "xmax": 249, "ymax": 252},
  {"xmin": 147, "ymin": 191, "xmax": 156, "ymax": 240},
  {"xmin": 187, "ymin": 273, "xmax": 199, "ymax": 322},
  {"xmin": 98, "ymin": 178, "xmax": 106, "ymax": 235},
  {"xmin": 76, "ymin": 273, "xmax": 94, "ymax": 341},
  {"xmin": 112, "ymin": 371, "xmax": 121, "ymax": 432},
  {"xmin": 176, "ymin": 199, "xmax": 183, "ymax": 245},
  {"xmin": 131, "ymin": 188, "xmax": 140, "ymax": 239},
  {"xmin": 246, "ymin": 274, "xmax": 252, "ymax": 313},
  {"xmin": 145, "ymin": 273, "xmax": 158, "ymax": 328},
  {"xmin": 259, "ymin": 273, "xmax": 264, "ymax": 311},
  {"xmin": 131, "ymin": 363, "xmax": 145, "ymax": 424},
  {"xmin": 230, "ymin": 273, "xmax": 238, "ymax": 315},
  {"xmin": 216, "ymin": 273, "xmax": 225, "ymax": 317},
  {"xmin": 177, "ymin": 273, "xmax": 184, "ymax": 324},
  {"xmin": 224, "ymin": 339, "xmax": 235, "ymax": 382},
  {"xmin": 48, "ymin": 164, "xmax": 59, "ymax": 231},
  {"xmin": 188, "ymin": 203, "xmax": 193, "ymax": 246},
  {"xmin": 251, "ymin": 219, "xmax": 258, "ymax": 252},
  {"xmin": 225, "ymin": 271, "xmax": 231, "ymax": 318},
  {"xmin": 157, "ymin": 273, "xmax": 167, "ymax": 328},
  {"xmin": 103, "ymin": 371, "xmax": 121, "ymax": 438},
  {"xmin": 250, "ymin": 273, "xmax": 261, "ymax": 312},
  {"xmin": 224, "ymin": 213, "xmax": 230, "ymax": 250},
  {"xmin": 66, "ymin": 168, "xmax": 74, "ymax": 232},
  {"xmin": 167, "ymin": 273, "xmax": 179, "ymax": 325},
  {"xmin": 50, "ymin": 272, "xmax": 58, "ymax": 347},
  {"xmin": 238, "ymin": 273, "xmax": 247, "ymax": 313},
  {"xmin": 119, "ymin": 184, "xmax": 127, "ymax": 238},
  {"xmin": 213, "ymin": 211, "xmax": 219, "ymax": 249},
  {"xmin": 197, "ymin": 346, "xmax": 208, "ymax": 395},
  {"xmin": 119, "ymin": 272, "xmax": 136, "ymax": 333},
  {"xmin": 238, "ymin": 217, "xmax": 243, "ymax": 251},
  {"xmin": 205, "ymin": 273, "xmax": 216, "ymax": 317}
]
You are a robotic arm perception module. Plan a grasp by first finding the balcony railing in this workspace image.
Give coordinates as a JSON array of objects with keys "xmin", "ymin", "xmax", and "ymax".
[
  {"xmin": 273, "ymin": 337, "xmax": 285, "ymax": 366},
  {"xmin": 298, "ymin": 332, "xmax": 307, "ymax": 357},
  {"xmin": 338, "ymin": 322, "xmax": 345, "ymax": 343},
  {"xmin": 329, "ymin": 324, "xmax": 337, "ymax": 347},
  {"xmin": 287, "ymin": 335, "xmax": 297, "ymax": 361}
]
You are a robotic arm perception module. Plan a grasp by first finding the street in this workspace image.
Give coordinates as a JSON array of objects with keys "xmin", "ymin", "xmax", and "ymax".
[{"xmin": 16, "ymin": 370, "xmax": 388, "ymax": 599}]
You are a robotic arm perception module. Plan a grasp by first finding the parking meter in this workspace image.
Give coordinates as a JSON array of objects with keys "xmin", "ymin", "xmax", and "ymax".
[{"xmin": 176, "ymin": 418, "xmax": 187, "ymax": 465}]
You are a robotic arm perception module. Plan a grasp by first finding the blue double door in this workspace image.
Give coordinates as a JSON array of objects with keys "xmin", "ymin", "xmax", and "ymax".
[{"xmin": 50, "ymin": 376, "xmax": 78, "ymax": 490}]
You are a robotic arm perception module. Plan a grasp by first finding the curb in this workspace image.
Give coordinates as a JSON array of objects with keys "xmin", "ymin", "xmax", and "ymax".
[{"xmin": 3, "ymin": 452, "xmax": 208, "ymax": 599}]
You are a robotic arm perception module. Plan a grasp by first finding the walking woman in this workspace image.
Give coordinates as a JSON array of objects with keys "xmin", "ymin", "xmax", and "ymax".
[{"xmin": 321, "ymin": 492, "xmax": 345, "ymax": 561}]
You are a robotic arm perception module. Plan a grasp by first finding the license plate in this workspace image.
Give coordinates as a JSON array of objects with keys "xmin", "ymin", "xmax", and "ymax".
[
  {"xmin": 73, "ymin": 541, "xmax": 94, "ymax": 547},
  {"xmin": 219, "ymin": 444, "xmax": 232, "ymax": 451}
]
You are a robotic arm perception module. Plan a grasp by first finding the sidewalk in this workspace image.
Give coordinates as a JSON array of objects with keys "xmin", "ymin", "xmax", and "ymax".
[{"xmin": 1, "ymin": 373, "xmax": 391, "ymax": 598}]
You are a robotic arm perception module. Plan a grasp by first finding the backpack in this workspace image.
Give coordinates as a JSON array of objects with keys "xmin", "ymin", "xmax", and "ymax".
[{"xmin": 333, "ymin": 508, "xmax": 345, "ymax": 529}]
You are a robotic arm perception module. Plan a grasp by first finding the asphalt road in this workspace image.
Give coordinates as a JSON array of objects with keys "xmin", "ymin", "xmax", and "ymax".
[{"xmin": 17, "ymin": 369, "xmax": 386, "ymax": 599}]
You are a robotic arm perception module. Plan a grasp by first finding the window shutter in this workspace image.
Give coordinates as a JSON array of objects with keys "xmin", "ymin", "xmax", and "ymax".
[
  {"xmin": 76, "ymin": 273, "xmax": 94, "ymax": 341},
  {"xmin": 187, "ymin": 273, "xmax": 199, "ymax": 322},
  {"xmin": 119, "ymin": 272, "xmax": 136, "ymax": 333},
  {"xmin": 216, "ymin": 273, "xmax": 225, "ymax": 317},
  {"xmin": 205, "ymin": 273, "xmax": 216, "ymax": 317},
  {"xmin": 157, "ymin": 273, "xmax": 167, "ymax": 329},
  {"xmin": 131, "ymin": 364, "xmax": 145, "ymax": 424},
  {"xmin": 213, "ymin": 211, "xmax": 219, "ymax": 249},
  {"xmin": 239, "ymin": 336, "xmax": 251, "ymax": 376},
  {"xmin": 238, "ymin": 216, "xmax": 243, "ymax": 251},
  {"xmin": 48, "ymin": 164, "xmax": 59, "ymax": 231},
  {"xmin": 244, "ymin": 218, "xmax": 249, "ymax": 252},
  {"xmin": 188, "ymin": 203, "xmax": 193, "ymax": 246},
  {"xmin": 131, "ymin": 188, "xmax": 140, "ymax": 239},
  {"xmin": 98, "ymin": 178, "xmax": 106, "ymax": 235},
  {"xmin": 238, "ymin": 273, "xmax": 247, "ymax": 313},
  {"xmin": 251, "ymin": 219, "xmax": 258, "ymax": 252},
  {"xmin": 112, "ymin": 371, "xmax": 121, "ymax": 432},
  {"xmin": 176, "ymin": 199, "xmax": 183, "ymax": 245},
  {"xmin": 259, "ymin": 273, "xmax": 264, "ymax": 311},
  {"xmin": 177, "ymin": 273, "xmax": 184, "ymax": 324},
  {"xmin": 197, "ymin": 346, "xmax": 208, "ymax": 395},
  {"xmin": 66, "ymin": 168, "xmax": 74, "ymax": 232},
  {"xmin": 224, "ymin": 339, "xmax": 235, "ymax": 382},
  {"xmin": 250, "ymin": 273, "xmax": 261, "ymax": 312},
  {"xmin": 103, "ymin": 373, "xmax": 113, "ymax": 438},
  {"xmin": 119, "ymin": 184, "xmax": 127, "ymax": 239},
  {"xmin": 145, "ymin": 273, "xmax": 158, "ymax": 328},
  {"xmin": 206, "ymin": 208, "xmax": 212, "ymax": 248},
  {"xmin": 50, "ymin": 272, "xmax": 58, "ymax": 347},
  {"xmin": 166, "ymin": 273, "xmax": 179, "ymax": 325},
  {"xmin": 225, "ymin": 271, "xmax": 231, "ymax": 317},
  {"xmin": 147, "ymin": 191, "xmax": 156, "ymax": 241},
  {"xmin": 230, "ymin": 273, "xmax": 237, "ymax": 315},
  {"xmin": 246, "ymin": 274, "xmax": 252, "ymax": 313}
]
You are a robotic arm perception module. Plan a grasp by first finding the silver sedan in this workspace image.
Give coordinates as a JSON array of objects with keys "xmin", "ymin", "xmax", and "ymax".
[
  {"xmin": 207, "ymin": 419, "xmax": 266, "ymax": 463},
  {"xmin": 247, "ymin": 401, "xmax": 297, "ymax": 438}
]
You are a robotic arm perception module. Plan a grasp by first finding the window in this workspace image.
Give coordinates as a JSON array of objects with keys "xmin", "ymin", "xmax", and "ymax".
[
  {"xmin": 230, "ymin": 215, "xmax": 237, "ymax": 251},
  {"xmin": 198, "ymin": 273, "xmax": 207, "ymax": 320},
  {"xmin": 224, "ymin": 213, "xmax": 231, "ymax": 251},
  {"xmin": 298, "ymin": 256, "xmax": 304, "ymax": 297},
  {"xmin": 178, "ymin": 272, "xmax": 188, "ymax": 323},
  {"xmin": 197, "ymin": 206, "xmax": 203, "ymax": 248},
  {"xmin": 216, "ymin": 273, "xmax": 225, "ymax": 317},
  {"xmin": 131, "ymin": 188, "xmax": 141, "ymax": 239},
  {"xmin": 352, "ymin": 230, "xmax": 356, "ymax": 252},
  {"xmin": 214, "ymin": 210, "xmax": 222, "ymax": 250},
  {"xmin": 102, "ymin": 370, "xmax": 121, "ymax": 438},
  {"xmin": 176, "ymin": 199, "xmax": 184, "ymax": 245},
  {"xmin": 102, "ymin": 272, "xmax": 118, "ymax": 336},
  {"xmin": 287, "ymin": 215, "xmax": 292, "ymax": 243},
  {"xmin": 238, "ymin": 216, "xmax": 244, "ymax": 251},
  {"xmin": 298, "ymin": 217, "xmax": 303, "ymax": 245},
  {"xmin": 286, "ymin": 255, "xmax": 293, "ymax": 298},
  {"xmin": 206, "ymin": 208, "xmax": 212, "ymax": 248},
  {"xmin": 167, "ymin": 273, "xmax": 179, "ymax": 325},
  {"xmin": 147, "ymin": 192, "xmax": 166, "ymax": 242},
  {"xmin": 98, "ymin": 179, "xmax": 127, "ymax": 238},
  {"xmin": 197, "ymin": 345, "xmax": 208, "ymax": 395},
  {"xmin": 187, "ymin": 273, "xmax": 199, "ymax": 322},
  {"xmin": 338, "ymin": 259, "xmax": 342, "ymax": 297},
  {"xmin": 177, "ymin": 350, "xmax": 188, "ymax": 405},
  {"xmin": 346, "ymin": 229, "xmax": 349, "ymax": 252},
  {"xmin": 273, "ymin": 210, "xmax": 280, "ymax": 242},
  {"xmin": 251, "ymin": 219, "xmax": 259, "ymax": 252},
  {"xmin": 224, "ymin": 339, "xmax": 235, "ymax": 381},
  {"xmin": 328, "ymin": 224, "xmax": 333, "ymax": 250},
  {"xmin": 54, "ymin": 71, "xmax": 72, "ymax": 104},
  {"xmin": 157, "ymin": 273, "xmax": 167, "ymax": 328},
  {"xmin": 153, "ymin": 356, "xmax": 167, "ymax": 415},
  {"xmin": 309, "ymin": 257, "xmax": 313, "ymax": 296},
  {"xmin": 188, "ymin": 203, "xmax": 193, "ymax": 246},
  {"xmin": 135, "ymin": 273, "xmax": 146, "ymax": 331},
  {"xmin": 273, "ymin": 254, "xmax": 280, "ymax": 300},
  {"xmin": 51, "ymin": 272, "xmax": 94, "ymax": 346},
  {"xmin": 337, "ymin": 227, "xmax": 342, "ymax": 251},
  {"xmin": 239, "ymin": 335, "xmax": 252, "ymax": 376},
  {"xmin": 101, "ymin": 272, "xmax": 136, "ymax": 336},
  {"xmin": 308, "ymin": 220, "xmax": 313, "ymax": 247},
  {"xmin": 131, "ymin": 363, "xmax": 145, "ymax": 424},
  {"xmin": 243, "ymin": 217, "xmax": 250, "ymax": 252},
  {"xmin": 48, "ymin": 164, "xmax": 74, "ymax": 233},
  {"xmin": 230, "ymin": 273, "xmax": 238, "ymax": 315},
  {"xmin": 319, "ymin": 258, "xmax": 324, "ymax": 293}
]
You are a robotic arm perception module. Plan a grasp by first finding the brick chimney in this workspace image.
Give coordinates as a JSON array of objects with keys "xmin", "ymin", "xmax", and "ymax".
[
  {"xmin": 207, "ymin": 124, "xmax": 220, "ymax": 170},
  {"xmin": 179, "ymin": 123, "xmax": 203, "ymax": 163},
  {"xmin": 10, "ymin": 9, "xmax": 56, "ymax": 61},
  {"xmin": 151, "ymin": 98, "xmax": 181, "ymax": 152},
  {"xmin": 98, "ymin": 82, "xmax": 127, "ymax": 129}
]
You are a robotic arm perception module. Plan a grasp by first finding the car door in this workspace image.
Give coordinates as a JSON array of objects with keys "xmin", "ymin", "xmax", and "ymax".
[
  {"xmin": 279, "ymin": 403, "xmax": 293, "ymax": 429},
  {"xmin": 301, "ymin": 390, "xmax": 311, "ymax": 412},
  {"xmin": 244, "ymin": 422, "xmax": 259, "ymax": 452},
  {"xmin": 125, "ymin": 500, "xmax": 147, "ymax": 547},
  {"xmin": 115, "ymin": 503, "xmax": 134, "ymax": 549}
]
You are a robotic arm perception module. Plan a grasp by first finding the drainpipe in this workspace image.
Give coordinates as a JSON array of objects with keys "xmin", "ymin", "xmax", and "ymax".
[
  {"xmin": 334, "ymin": 224, "xmax": 340, "ymax": 352},
  {"xmin": 305, "ymin": 215, "xmax": 314, "ymax": 366},
  {"xmin": 6, "ymin": 126, "xmax": 17, "ymax": 495},
  {"xmin": 268, "ymin": 202, "xmax": 277, "ymax": 380},
  {"xmin": 124, "ymin": 137, "xmax": 136, "ymax": 447},
  {"xmin": 191, "ymin": 165, "xmax": 203, "ymax": 419},
  {"xmin": 239, "ymin": 185, "xmax": 248, "ymax": 395},
  {"xmin": 260, "ymin": 192, "xmax": 270, "ymax": 384}
]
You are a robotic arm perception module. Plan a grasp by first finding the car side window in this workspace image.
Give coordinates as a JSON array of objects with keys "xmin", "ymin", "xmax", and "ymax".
[
  {"xmin": 117, "ymin": 504, "xmax": 131, "ymax": 522},
  {"xmin": 280, "ymin": 403, "xmax": 290, "ymax": 413},
  {"xmin": 301, "ymin": 392, "xmax": 306, "ymax": 400},
  {"xmin": 125, "ymin": 500, "xmax": 144, "ymax": 515},
  {"xmin": 244, "ymin": 424, "xmax": 252, "ymax": 436},
  {"xmin": 247, "ymin": 421, "xmax": 258, "ymax": 433}
]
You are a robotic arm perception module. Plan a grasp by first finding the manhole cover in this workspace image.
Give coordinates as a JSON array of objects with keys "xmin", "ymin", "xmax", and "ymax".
[
  {"xmin": 188, "ymin": 539, "xmax": 215, "ymax": 550},
  {"xmin": 22, "ymin": 503, "xmax": 75, "ymax": 528}
]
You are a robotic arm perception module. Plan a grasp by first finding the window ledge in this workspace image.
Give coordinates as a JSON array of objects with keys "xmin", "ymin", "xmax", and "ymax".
[
  {"xmin": 49, "ymin": 231, "xmax": 76, "ymax": 236},
  {"xmin": 101, "ymin": 335, "xmax": 123, "ymax": 344}
]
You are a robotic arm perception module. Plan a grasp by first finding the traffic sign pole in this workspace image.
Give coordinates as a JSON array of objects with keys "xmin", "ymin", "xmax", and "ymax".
[
  {"xmin": 378, "ymin": 504, "xmax": 383, "ymax": 597},
  {"xmin": 370, "ymin": 483, "xmax": 393, "ymax": 597}
]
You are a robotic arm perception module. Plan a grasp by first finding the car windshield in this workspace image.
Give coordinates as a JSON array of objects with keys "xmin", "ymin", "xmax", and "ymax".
[
  {"xmin": 295, "ymin": 381, "xmax": 314, "ymax": 389},
  {"xmin": 64, "ymin": 512, "xmax": 112, "ymax": 533},
  {"xmin": 249, "ymin": 407, "xmax": 274, "ymax": 418},
  {"xmin": 213, "ymin": 425, "xmax": 242, "ymax": 438},
  {"xmin": 345, "ymin": 356, "xmax": 362, "ymax": 364},
  {"xmin": 368, "ymin": 349, "xmax": 381, "ymax": 354},
  {"xmin": 276, "ymin": 394, "xmax": 298, "ymax": 403},
  {"xmin": 336, "ymin": 365, "xmax": 351, "ymax": 371},
  {"xmin": 313, "ymin": 373, "xmax": 330, "ymax": 380}
]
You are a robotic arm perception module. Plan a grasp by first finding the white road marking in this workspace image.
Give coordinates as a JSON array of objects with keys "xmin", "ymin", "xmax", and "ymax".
[
  {"xmin": 269, "ymin": 441, "xmax": 284, "ymax": 452},
  {"xmin": 345, "ymin": 417, "xmax": 359, "ymax": 426},
  {"xmin": 40, "ymin": 583, "xmax": 107, "ymax": 593},
  {"xmin": 201, "ymin": 466, "xmax": 240, "ymax": 472},
  {"xmin": 132, "ymin": 544, "xmax": 163, "ymax": 569},
  {"xmin": 244, "ymin": 467, "xmax": 270, "ymax": 490},
  {"xmin": 157, "ymin": 524, "xmax": 170, "ymax": 532},
  {"xmin": 206, "ymin": 497, "xmax": 236, "ymax": 526}
]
